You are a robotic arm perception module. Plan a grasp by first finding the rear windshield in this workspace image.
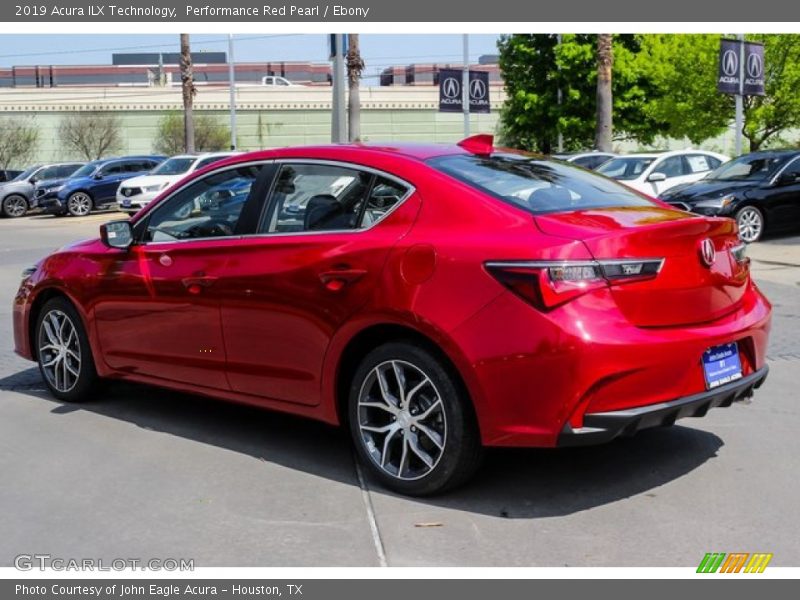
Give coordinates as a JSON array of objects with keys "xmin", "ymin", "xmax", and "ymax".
[{"xmin": 428, "ymin": 154, "xmax": 655, "ymax": 214}]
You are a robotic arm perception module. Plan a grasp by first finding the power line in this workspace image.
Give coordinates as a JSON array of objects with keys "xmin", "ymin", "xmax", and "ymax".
[{"xmin": 0, "ymin": 34, "xmax": 307, "ymax": 61}]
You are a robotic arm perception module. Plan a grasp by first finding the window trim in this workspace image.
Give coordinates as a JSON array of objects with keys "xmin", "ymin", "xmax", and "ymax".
[
  {"xmin": 769, "ymin": 155, "xmax": 800, "ymax": 186},
  {"xmin": 253, "ymin": 158, "xmax": 415, "ymax": 239},
  {"xmin": 134, "ymin": 158, "xmax": 415, "ymax": 246},
  {"xmin": 134, "ymin": 159, "xmax": 276, "ymax": 246}
]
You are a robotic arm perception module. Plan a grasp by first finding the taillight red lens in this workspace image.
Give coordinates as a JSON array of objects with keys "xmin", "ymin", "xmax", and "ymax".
[{"xmin": 486, "ymin": 259, "xmax": 663, "ymax": 310}]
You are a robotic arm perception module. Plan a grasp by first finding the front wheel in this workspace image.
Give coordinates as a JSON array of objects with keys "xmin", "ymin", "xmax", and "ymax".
[
  {"xmin": 36, "ymin": 297, "xmax": 98, "ymax": 402},
  {"xmin": 736, "ymin": 206, "xmax": 765, "ymax": 243},
  {"xmin": 66, "ymin": 192, "xmax": 93, "ymax": 217},
  {"xmin": 2, "ymin": 194, "xmax": 29, "ymax": 218},
  {"xmin": 348, "ymin": 342, "xmax": 482, "ymax": 496}
]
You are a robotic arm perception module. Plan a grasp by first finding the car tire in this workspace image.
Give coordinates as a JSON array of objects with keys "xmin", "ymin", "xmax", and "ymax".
[
  {"xmin": 66, "ymin": 192, "xmax": 93, "ymax": 217},
  {"xmin": 348, "ymin": 341, "xmax": 483, "ymax": 496},
  {"xmin": 736, "ymin": 206, "xmax": 765, "ymax": 243},
  {"xmin": 35, "ymin": 297, "xmax": 98, "ymax": 402},
  {"xmin": 1, "ymin": 194, "xmax": 29, "ymax": 218}
]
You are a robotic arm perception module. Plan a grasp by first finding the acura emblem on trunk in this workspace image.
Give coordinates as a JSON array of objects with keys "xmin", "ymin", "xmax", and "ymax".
[{"xmin": 699, "ymin": 238, "xmax": 716, "ymax": 267}]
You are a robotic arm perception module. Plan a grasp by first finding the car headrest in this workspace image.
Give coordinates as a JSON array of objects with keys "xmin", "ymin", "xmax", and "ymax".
[
  {"xmin": 527, "ymin": 186, "xmax": 573, "ymax": 210},
  {"xmin": 304, "ymin": 194, "xmax": 345, "ymax": 231}
]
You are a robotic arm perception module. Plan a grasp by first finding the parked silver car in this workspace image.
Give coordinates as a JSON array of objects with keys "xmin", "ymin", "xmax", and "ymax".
[{"xmin": 0, "ymin": 162, "xmax": 85, "ymax": 218}]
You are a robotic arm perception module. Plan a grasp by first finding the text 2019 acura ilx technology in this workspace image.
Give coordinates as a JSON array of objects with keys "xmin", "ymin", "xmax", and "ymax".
[{"xmin": 12, "ymin": 136, "xmax": 771, "ymax": 495}]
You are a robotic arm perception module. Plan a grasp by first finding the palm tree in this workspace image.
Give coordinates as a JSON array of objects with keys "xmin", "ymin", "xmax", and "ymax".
[
  {"xmin": 346, "ymin": 34, "xmax": 365, "ymax": 142},
  {"xmin": 180, "ymin": 33, "xmax": 196, "ymax": 153},
  {"xmin": 595, "ymin": 34, "xmax": 613, "ymax": 152}
]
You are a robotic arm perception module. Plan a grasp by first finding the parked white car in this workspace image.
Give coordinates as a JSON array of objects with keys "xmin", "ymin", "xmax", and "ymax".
[
  {"xmin": 116, "ymin": 152, "xmax": 238, "ymax": 214},
  {"xmin": 597, "ymin": 150, "xmax": 729, "ymax": 196}
]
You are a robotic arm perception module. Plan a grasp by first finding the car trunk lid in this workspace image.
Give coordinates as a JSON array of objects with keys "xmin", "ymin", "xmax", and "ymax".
[{"xmin": 534, "ymin": 206, "xmax": 749, "ymax": 327}]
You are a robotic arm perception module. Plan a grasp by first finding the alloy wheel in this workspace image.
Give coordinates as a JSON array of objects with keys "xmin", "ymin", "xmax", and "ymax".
[
  {"xmin": 3, "ymin": 195, "xmax": 28, "ymax": 218},
  {"xmin": 737, "ymin": 207, "xmax": 763, "ymax": 243},
  {"xmin": 38, "ymin": 309, "xmax": 82, "ymax": 393},
  {"xmin": 357, "ymin": 359, "xmax": 447, "ymax": 481},
  {"xmin": 67, "ymin": 193, "xmax": 92, "ymax": 217}
]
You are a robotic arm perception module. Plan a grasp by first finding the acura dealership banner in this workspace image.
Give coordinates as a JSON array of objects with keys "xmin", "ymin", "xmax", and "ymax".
[
  {"xmin": 438, "ymin": 69, "xmax": 491, "ymax": 113},
  {"xmin": 717, "ymin": 38, "xmax": 766, "ymax": 96}
]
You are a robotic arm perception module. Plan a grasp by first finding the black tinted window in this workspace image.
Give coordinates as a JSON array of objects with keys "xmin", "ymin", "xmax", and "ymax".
[
  {"xmin": 429, "ymin": 154, "xmax": 654, "ymax": 214},
  {"xmin": 260, "ymin": 164, "xmax": 374, "ymax": 233},
  {"xmin": 145, "ymin": 165, "xmax": 262, "ymax": 242}
]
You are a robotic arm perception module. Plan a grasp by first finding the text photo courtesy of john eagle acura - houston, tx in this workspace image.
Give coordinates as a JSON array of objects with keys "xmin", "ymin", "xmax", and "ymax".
[{"xmin": 0, "ymin": 23, "xmax": 798, "ymax": 575}]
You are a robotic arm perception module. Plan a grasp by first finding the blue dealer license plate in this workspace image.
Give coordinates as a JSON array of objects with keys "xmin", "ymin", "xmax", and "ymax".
[{"xmin": 702, "ymin": 343, "xmax": 743, "ymax": 389}]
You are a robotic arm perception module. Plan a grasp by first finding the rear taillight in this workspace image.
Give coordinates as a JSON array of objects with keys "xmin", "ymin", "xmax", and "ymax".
[{"xmin": 486, "ymin": 259, "xmax": 663, "ymax": 310}]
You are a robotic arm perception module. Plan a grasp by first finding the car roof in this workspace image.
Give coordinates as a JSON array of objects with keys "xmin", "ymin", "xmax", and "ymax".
[
  {"xmin": 736, "ymin": 149, "xmax": 800, "ymax": 159},
  {"xmin": 618, "ymin": 149, "xmax": 723, "ymax": 159},
  {"xmin": 220, "ymin": 142, "xmax": 477, "ymax": 164}
]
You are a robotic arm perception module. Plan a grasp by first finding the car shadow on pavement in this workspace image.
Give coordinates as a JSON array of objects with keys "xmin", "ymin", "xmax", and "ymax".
[{"xmin": 7, "ymin": 371, "xmax": 724, "ymax": 518}]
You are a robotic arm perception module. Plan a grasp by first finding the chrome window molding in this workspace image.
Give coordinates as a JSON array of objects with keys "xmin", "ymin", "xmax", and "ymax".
[
  {"xmin": 138, "ymin": 158, "xmax": 415, "ymax": 247},
  {"xmin": 768, "ymin": 155, "xmax": 800, "ymax": 186}
]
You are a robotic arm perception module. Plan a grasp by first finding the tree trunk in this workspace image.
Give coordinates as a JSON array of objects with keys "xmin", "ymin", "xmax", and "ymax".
[
  {"xmin": 595, "ymin": 34, "xmax": 613, "ymax": 152},
  {"xmin": 346, "ymin": 34, "xmax": 364, "ymax": 142},
  {"xmin": 180, "ymin": 34, "xmax": 196, "ymax": 153}
]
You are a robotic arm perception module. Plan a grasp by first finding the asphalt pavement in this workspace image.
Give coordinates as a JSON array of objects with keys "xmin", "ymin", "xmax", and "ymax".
[{"xmin": 0, "ymin": 212, "xmax": 798, "ymax": 567}]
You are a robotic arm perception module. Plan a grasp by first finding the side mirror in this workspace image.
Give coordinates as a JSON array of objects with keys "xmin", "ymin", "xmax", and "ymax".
[
  {"xmin": 100, "ymin": 220, "xmax": 133, "ymax": 250},
  {"xmin": 647, "ymin": 172, "xmax": 667, "ymax": 182},
  {"xmin": 93, "ymin": 173, "xmax": 104, "ymax": 180}
]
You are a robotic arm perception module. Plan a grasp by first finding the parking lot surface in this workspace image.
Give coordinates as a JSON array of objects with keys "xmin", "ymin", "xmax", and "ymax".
[{"xmin": 1, "ymin": 213, "xmax": 798, "ymax": 567}]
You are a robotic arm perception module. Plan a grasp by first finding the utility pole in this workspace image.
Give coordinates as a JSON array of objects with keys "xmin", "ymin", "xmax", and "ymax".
[
  {"xmin": 331, "ymin": 34, "xmax": 347, "ymax": 143},
  {"xmin": 179, "ymin": 33, "xmax": 195, "ymax": 153},
  {"xmin": 228, "ymin": 34, "xmax": 237, "ymax": 150},
  {"xmin": 734, "ymin": 33, "xmax": 745, "ymax": 156},
  {"xmin": 462, "ymin": 34, "xmax": 470, "ymax": 137}
]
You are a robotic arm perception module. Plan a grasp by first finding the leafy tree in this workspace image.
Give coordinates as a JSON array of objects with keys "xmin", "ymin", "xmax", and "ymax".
[
  {"xmin": 0, "ymin": 116, "xmax": 39, "ymax": 169},
  {"xmin": 58, "ymin": 112, "xmax": 122, "ymax": 160},
  {"xmin": 742, "ymin": 34, "xmax": 800, "ymax": 150},
  {"xmin": 497, "ymin": 34, "xmax": 667, "ymax": 153},
  {"xmin": 639, "ymin": 34, "xmax": 800, "ymax": 151},
  {"xmin": 153, "ymin": 112, "xmax": 230, "ymax": 156}
]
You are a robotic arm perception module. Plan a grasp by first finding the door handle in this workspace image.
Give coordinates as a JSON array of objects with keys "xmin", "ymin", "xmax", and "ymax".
[
  {"xmin": 182, "ymin": 275, "xmax": 218, "ymax": 294},
  {"xmin": 318, "ymin": 268, "xmax": 367, "ymax": 291}
]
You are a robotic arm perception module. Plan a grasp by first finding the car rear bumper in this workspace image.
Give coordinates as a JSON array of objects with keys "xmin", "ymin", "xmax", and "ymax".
[{"xmin": 557, "ymin": 366, "xmax": 769, "ymax": 446}]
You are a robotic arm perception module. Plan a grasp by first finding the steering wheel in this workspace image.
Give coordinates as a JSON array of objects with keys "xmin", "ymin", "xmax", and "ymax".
[{"xmin": 186, "ymin": 219, "xmax": 234, "ymax": 238}]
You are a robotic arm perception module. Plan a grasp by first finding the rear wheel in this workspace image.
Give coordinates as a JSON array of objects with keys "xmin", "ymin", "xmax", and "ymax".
[
  {"xmin": 36, "ymin": 297, "xmax": 98, "ymax": 402},
  {"xmin": 2, "ymin": 194, "xmax": 28, "ymax": 218},
  {"xmin": 736, "ymin": 206, "xmax": 765, "ymax": 243},
  {"xmin": 348, "ymin": 342, "xmax": 482, "ymax": 496},
  {"xmin": 66, "ymin": 192, "xmax": 93, "ymax": 217}
]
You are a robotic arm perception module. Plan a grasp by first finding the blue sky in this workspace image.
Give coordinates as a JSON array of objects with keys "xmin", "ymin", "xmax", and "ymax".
[{"xmin": 0, "ymin": 34, "xmax": 501, "ymax": 82}]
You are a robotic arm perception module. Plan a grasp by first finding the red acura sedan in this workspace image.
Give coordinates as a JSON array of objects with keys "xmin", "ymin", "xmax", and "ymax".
[{"xmin": 12, "ymin": 136, "xmax": 771, "ymax": 495}]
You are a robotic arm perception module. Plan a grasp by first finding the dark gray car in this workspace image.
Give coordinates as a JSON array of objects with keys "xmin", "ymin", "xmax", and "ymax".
[{"xmin": 0, "ymin": 162, "xmax": 85, "ymax": 218}]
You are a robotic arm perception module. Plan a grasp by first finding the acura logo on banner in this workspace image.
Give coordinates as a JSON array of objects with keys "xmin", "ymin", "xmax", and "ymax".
[
  {"xmin": 717, "ymin": 39, "xmax": 765, "ymax": 96},
  {"xmin": 439, "ymin": 69, "xmax": 491, "ymax": 113}
]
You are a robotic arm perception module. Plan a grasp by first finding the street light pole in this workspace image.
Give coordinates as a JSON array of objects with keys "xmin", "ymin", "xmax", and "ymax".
[
  {"xmin": 228, "ymin": 34, "xmax": 237, "ymax": 150},
  {"xmin": 462, "ymin": 34, "xmax": 470, "ymax": 137},
  {"xmin": 735, "ymin": 33, "xmax": 744, "ymax": 156}
]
